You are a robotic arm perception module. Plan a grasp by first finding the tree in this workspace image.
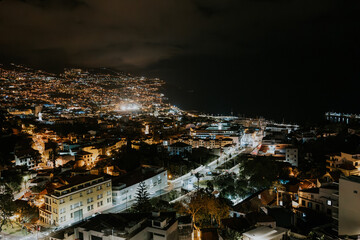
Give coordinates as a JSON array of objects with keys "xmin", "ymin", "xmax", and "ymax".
[
  {"xmin": 176, "ymin": 190, "xmax": 230, "ymax": 230},
  {"xmin": 205, "ymin": 181, "xmax": 214, "ymax": 194},
  {"xmin": 206, "ymin": 197, "xmax": 230, "ymax": 227},
  {"xmin": 134, "ymin": 181, "xmax": 152, "ymax": 212},
  {"xmin": 14, "ymin": 200, "xmax": 38, "ymax": 223},
  {"xmin": 0, "ymin": 169, "xmax": 23, "ymax": 193},
  {"xmin": 239, "ymin": 156, "xmax": 279, "ymax": 191},
  {"xmin": 194, "ymin": 172, "xmax": 203, "ymax": 189},
  {"xmin": 48, "ymin": 141, "xmax": 58, "ymax": 170},
  {"xmin": 0, "ymin": 185, "xmax": 15, "ymax": 232},
  {"xmin": 235, "ymin": 178, "xmax": 249, "ymax": 198},
  {"xmin": 175, "ymin": 191, "xmax": 206, "ymax": 231},
  {"xmin": 213, "ymin": 173, "xmax": 237, "ymax": 199}
]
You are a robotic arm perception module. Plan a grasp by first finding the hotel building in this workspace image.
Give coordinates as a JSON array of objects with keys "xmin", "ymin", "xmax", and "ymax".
[{"xmin": 40, "ymin": 175, "xmax": 112, "ymax": 226}]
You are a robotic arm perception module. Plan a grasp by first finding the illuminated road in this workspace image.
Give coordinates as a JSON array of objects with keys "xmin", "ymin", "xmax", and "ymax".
[{"xmin": 4, "ymin": 130, "xmax": 264, "ymax": 239}]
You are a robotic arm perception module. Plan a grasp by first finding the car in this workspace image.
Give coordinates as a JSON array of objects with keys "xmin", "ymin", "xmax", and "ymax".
[{"xmin": 92, "ymin": 212, "xmax": 101, "ymax": 217}]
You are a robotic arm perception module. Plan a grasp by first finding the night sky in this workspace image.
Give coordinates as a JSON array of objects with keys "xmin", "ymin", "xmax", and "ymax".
[{"xmin": 0, "ymin": 0, "xmax": 359, "ymax": 123}]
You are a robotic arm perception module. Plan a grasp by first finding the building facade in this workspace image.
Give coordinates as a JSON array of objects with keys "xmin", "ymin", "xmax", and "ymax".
[
  {"xmin": 298, "ymin": 183, "xmax": 338, "ymax": 220},
  {"xmin": 112, "ymin": 166, "xmax": 168, "ymax": 206},
  {"xmin": 339, "ymin": 175, "xmax": 360, "ymax": 236},
  {"xmin": 326, "ymin": 152, "xmax": 360, "ymax": 176},
  {"xmin": 285, "ymin": 148, "xmax": 298, "ymax": 167},
  {"xmin": 40, "ymin": 175, "xmax": 112, "ymax": 226},
  {"xmin": 168, "ymin": 142, "xmax": 192, "ymax": 156}
]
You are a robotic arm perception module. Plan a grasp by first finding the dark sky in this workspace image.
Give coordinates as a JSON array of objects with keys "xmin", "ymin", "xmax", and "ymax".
[{"xmin": 0, "ymin": 0, "xmax": 359, "ymax": 123}]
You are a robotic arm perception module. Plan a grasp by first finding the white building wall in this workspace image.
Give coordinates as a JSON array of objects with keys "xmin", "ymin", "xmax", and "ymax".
[
  {"xmin": 339, "ymin": 177, "xmax": 360, "ymax": 236},
  {"xmin": 112, "ymin": 171, "xmax": 168, "ymax": 206},
  {"xmin": 286, "ymin": 148, "xmax": 298, "ymax": 167},
  {"xmin": 15, "ymin": 155, "xmax": 35, "ymax": 168}
]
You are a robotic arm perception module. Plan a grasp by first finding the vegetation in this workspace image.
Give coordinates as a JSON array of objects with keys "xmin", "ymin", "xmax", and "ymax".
[
  {"xmin": 133, "ymin": 181, "xmax": 152, "ymax": 212},
  {"xmin": 13, "ymin": 200, "xmax": 38, "ymax": 223},
  {"xmin": 0, "ymin": 185, "xmax": 15, "ymax": 232},
  {"xmin": 175, "ymin": 189, "xmax": 230, "ymax": 230},
  {"xmin": 213, "ymin": 155, "xmax": 282, "ymax": 200}
]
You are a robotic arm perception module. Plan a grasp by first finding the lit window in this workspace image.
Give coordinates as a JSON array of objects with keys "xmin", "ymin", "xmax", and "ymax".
[{"xmin": 327, "ymin": 200, "xmax": 332, "ymax": 206}]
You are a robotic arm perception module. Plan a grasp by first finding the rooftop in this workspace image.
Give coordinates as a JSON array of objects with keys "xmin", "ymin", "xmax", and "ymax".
[
  {"xmin": 243, "ymin": 226, "xmax": 288, "ymax": 239},
  {"xmin": 169, "ymin": 142, "xmax": 191, "ymax": 147},
  {"xmin": 112, "ymin": 166, "xmax": 166, "ymax": 188},
  {"xmin": 300, "ymin": 188, "xmax": 319, "ymax": 194},
  {"xmin": 52, "ymin": 174, "xmax": 108, "ymax": 196},
  {"xmin": 342, "ymin": 175, "xmax": 360, "ymax": 184}
]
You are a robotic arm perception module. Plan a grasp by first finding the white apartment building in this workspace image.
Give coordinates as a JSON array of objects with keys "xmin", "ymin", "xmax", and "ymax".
[
  {"xmin": 14, "ymin": 154, "xmax": 36, "ymax": 168},
  {"xmin": 327, "ymin": 152, "xmax": 360, "ymax": 176},
  {"xmin": 286, "ymin": 148, "xmax": 298, "ymax": 167},
  {"xmin": 49, "ymin": 212, "xmax": 178, "ymax": 240},
  {"xmin": 298, "ymin": 183, "xmax": 338, "ymax": 220},
  {"xmin": 168, "ymin": 142, "xmax": 192, "ymax": 156},
  {"xmin": 339, "ymin": 175, "xmax": 360, "ymax": 236},
  {"xmin": 112, "ymin": 166, "xmax": 167, "ymax": 206},
  {"xmin": 40, "ymin": 175, "xmax": 112, "ymax": 226}
]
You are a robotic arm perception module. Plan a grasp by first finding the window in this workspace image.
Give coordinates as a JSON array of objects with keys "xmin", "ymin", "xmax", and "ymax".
[
  {"xmin": 91, "ymin": 235, "xmax": 102, "ymax": 240},
  {"xmin": 70, "ymin": 195, "xmax": 73, "ymax": 201},
  {"xmin": 308, "ymin": 202, "xmax": 312, "ymax": 208},
  {"xmin": 301, "ymin": 200, "xmax": 305, "ymax": 206},
  {"xmin": 87, "ymin": 189, "xmax": 93, "ymax": 194},
  {"xmin": 60, "ymin": 208, "xmax": 66, "ymax": 214},
  {"xmin": 153, "ymin": 233, "xmax": 165, "ymax": 237},
  {"xmin": 106, "ymin": 182, "xmax": 111, "ymax": 187},
  {"xmin": 97, "ymin": 185, "xmax": 102, "ymax": 191},
  {"xmin": 87, "ymin": 198, "xmax": 93, "ymax": 203},
  {"xmin": 107, "ymin": 197, "xmax": 111, "ymax": 203},
  {"xmin": 327, "ymin": 200, "xmax": 332, "ymax": 206},
  {"xmin": 354, "ymin": 190, "xmax": 358, "ymax": 194},
  {"xmin": 60, "ymin": 199, "xmax": 65, "ymax": 204},
  {"xmin": 107, "ymin": 191, "xmax": 111, "ymax": 196},
  {"xmin": 97, "ymin": 194, "xmax": 103, "ymax": 200},
  {"xmin": 87, "ymin": 205, "xmax": 94, "ymax": 211},
  {"xmin": 153, "ymin": 221, "xmax": 161, "ymax": 227},
  {"xmin": 80, "ymin": 192, "xmax": 83, "ymax": 197},
  {"xmin": 327, "ymin": 209, "xmax": 332, "ymax": 215},
  {"xmin": 71, "ymin": 213, "xmax": 73, "ymax": 218},
  {"xmin": 97, "ymin": 201, "xmax": 103, "ymax": 207}
]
